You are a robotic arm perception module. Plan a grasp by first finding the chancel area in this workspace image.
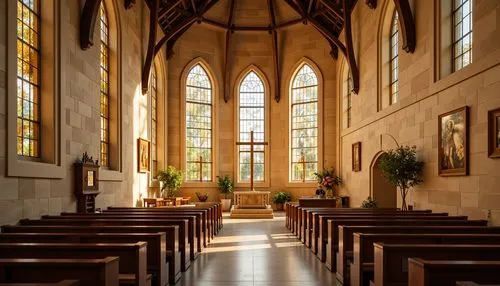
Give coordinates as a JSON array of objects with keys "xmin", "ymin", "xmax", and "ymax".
[{"xmin": 1, "ymin": 0, "xmax": 500, "ymax": 285}]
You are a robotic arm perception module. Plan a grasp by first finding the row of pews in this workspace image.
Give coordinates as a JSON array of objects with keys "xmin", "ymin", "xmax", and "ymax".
[
  {"xmin": 0, "ymin": 203, "xmax": 222, "ymax": 286},
  {"xmin": 285, "ymin": 202, "xmax": 500, "ymax": 286}
]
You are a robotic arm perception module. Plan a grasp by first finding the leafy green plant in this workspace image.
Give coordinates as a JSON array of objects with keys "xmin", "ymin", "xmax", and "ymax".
[
  {"xmin": 361, "ymin": 196, "xmax": 378, "ymax": 208},
  {"xmin": 379, "ymin": 145, "xmax": 424, "ymax": 211},
  {"xmin": 216, "ymin": 175, "xmax": 233, "ymax": 199},
  {"xmin": 313, "ymin": 167, "xmax": 342, "ymax": 197},
  {"xmin": 157, "ymin": 166, "xmax": 184, "ymax": 198},
  {"xmin": 272, "ymin": 191, "xmax": 292, "ymax": 204},
  {"xmin": 196, "ymin": 192, "xmax": 209, "ymax": 202}
]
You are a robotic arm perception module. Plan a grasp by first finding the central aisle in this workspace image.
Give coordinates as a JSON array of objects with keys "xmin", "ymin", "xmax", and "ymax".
[{"xmin": 179, "ymin": 213, "xmax": 337, "ymax": 286}]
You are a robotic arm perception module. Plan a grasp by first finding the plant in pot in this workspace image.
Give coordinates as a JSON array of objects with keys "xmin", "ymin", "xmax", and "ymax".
[
  {"xmin": 217, "ymin": 175, "xmax": 233, "ymax": 211},
  {"xmin": 196, "ymin": 192, "xmax": 209, "ymax": 202},
  {"xmin": 157, "ymin": 166, "xmax": 184, "ymax": 198},
  {"xmin": 272, "ymin": 191, "xmax": 291, "ymax": 211},
  {"xmin": 379, "ymin": 145, "xmax": 424, "ymax": 211},
  {"xmin": 313, "ymin": 167, "xmax": 342, "ymax": 198},
  {"xmin": 361, "ymin": 196, "xmax": 378, "ymax": 208}
]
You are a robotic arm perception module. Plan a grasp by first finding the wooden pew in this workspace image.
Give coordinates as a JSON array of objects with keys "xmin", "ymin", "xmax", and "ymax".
[
  {"xmin": 324, "ymin": 218, "xmax": 487, "ymax": 273},
  {"xmin": 408, "ymin": 258, "xmax": 500, "ymax": 286},
  {"xmin": 373, "ymin": 244, "xmax": 500, "ymax": 286},
  {"xmin": 107, "ymin": 204, "xmax": 222, "ymax": 236},
  {"xmin": 0, "ymin": 243, "xmax": 148, "ymax": 286},
  {"xmin": 285, "ymin": 202, "xmax": 298, "ymax": 229},
  {"xmin": 0, "ymin": 257, "xmax": 119, "ymax": 286},
  {"xmin": 336, "ymin": 225, "xmax": 500, "ymax": 285},
  {"xmin": 19, "ymin": 218, "xmax": 193, "ymax": 270},
  {"xmin": 0, "ymin": 233, "xmax": 167, "ymax": 286},
  {"xmin": 351, "ymin": 233, "xmax": 500, "ymax": 286},
  {"xmin": 313, "ymin": 212, "xmax": 452, "ymax": 256},
  {"xmin": 1, "ymin": 225, "xmax": 181, "ymax": 284},
  {"xmin": 61, "ymin": 211, "xmax": 207, "ymax": 250},
  {"xmin": 45, "ymin": 213, "xmax": 203, "ymax": 256},
  {"xmin": 305, "ymin": 209, "xmax": 435, "ymax": 245},
  {"xmin": 0, "ymin": 281, "xmax": 80, "ymax": 286}
]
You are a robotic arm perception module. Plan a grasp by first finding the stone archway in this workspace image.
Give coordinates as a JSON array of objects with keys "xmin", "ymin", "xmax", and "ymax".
[{"xmin": 370, "ymin": 152, "xmax": 397, "ymax": 209}]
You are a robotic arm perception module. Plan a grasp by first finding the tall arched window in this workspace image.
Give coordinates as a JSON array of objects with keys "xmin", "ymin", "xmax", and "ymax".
[
  {"xmin": 390, "ymin": 12, "xmax": 399, "ymax": 105},
  {"xmin": 291, "ymin": 64, "xmax": 319, "ymax": 182},
  {"xmin": 99, "ymin": 3, "xmax": 110, "ymax": 167},
  {"xmin": 453, "ymin": 0, "xmax": 472, "ymax": 71},
  {"xmin": 185, "ymin": 64, "xmax": 213, "ymax": 182},
  {"xmin": 238, "ymin": 71, "xmax": 266, "ymax": 183},
  {"xmin": 17, "ymin": 0, "xmax": 41, "ymax": 158},
  {"xmin": 150, "ymin": 67, "xmax": 158, "ymax": 176}
]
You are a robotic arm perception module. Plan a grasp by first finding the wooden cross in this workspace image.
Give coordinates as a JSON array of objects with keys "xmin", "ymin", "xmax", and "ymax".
[
  {"xmin": 236, "ymin": 131, "xmax": 268, "ymax": 191},
  {"xmin": 193, "ymin": 156, "xmax": 204, "ymax": 182},
  {"xmin": 299, "ymin": 154, "xmax": 306, "ymax": 183}
]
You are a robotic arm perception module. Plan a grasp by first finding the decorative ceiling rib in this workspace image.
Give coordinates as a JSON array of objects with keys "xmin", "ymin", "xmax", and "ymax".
[{"xmin": 79, "ymin": 0, "xmax": 416, "ymax": 97}]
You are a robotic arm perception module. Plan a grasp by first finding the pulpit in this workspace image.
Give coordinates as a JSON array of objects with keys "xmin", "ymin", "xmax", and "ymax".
[{"xmin": 230, "ymin": 191, "xmax": 274, "ymax": 219}]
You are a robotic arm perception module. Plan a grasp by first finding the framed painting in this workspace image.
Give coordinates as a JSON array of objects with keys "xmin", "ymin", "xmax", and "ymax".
[
  {"xmin": 352, "ymin": 142, "xmax": 361, "ymax": 172},
  {"xmin": 438, "ymin": 106, "xmax": 469, "ymax": 176},
  {"xmin": 488, "ymin": 107, "xmax": 500, "ymax": 158},
  {"xmin": 138, "ymin": 138, "xmax": 150, "ymax": 173}
]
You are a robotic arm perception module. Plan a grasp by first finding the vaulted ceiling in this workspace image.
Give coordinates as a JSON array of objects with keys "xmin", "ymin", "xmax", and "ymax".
[{"xmin": 80, "ymin": 0, "xmax": 415, "ymax": 101}]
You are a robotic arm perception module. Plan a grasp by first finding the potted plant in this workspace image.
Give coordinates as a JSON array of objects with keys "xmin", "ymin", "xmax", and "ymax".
[
  {"xmin": 196, "ymin": 192, "xmax": 209, "ymax": 202},
  {"xmin": 361, "ymin": 196, "xmax": 378, "ymax": 208},
  {"xmin": 379, "ymin": 145, "xmax": 424, "ymax": 211},
  {"xmin": 314, "ymin": 167, "xmax": 342, "ymax": 198},
  {"xmin": 217, "ymin": 175, "xmax": 233, "ymax": 211},
  {"xmin": 272, "ymin": 191, "xmax": 291, "ymax": 211},
  {"xmin": 157, "ymin": 166, "xmax": 184, "ymax": 198}
]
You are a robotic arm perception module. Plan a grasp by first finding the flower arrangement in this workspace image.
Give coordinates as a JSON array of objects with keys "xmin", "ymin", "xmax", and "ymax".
[
  {"xmin": 314, "ymin": 167, "xmax": 342, "ymax": 198},
  {"xmin": 196, "ymin": 192, "xmax": 209, "ymax": 202}
]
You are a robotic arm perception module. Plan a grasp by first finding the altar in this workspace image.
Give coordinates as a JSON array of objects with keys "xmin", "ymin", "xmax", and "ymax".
[{"xmin": 230, "ymin": 191, "xmax": 274, "ymax": 219}]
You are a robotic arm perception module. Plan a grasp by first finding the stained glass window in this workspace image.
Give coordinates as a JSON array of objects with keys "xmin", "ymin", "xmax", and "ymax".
[
  {"xmin": 185, "ymin": 64, "xmax": 212, "ymax": 182},
  {"xmin": 100, "ymin": 3, "xmax": 110, "ymax": 167},
  {"xmin": 453, "ymin": 0, "xmax": 472, "ymax": 71},
  {"xmin": 17, "ymin": 0, "xmax": 41, "ymax": 157},
  {"xmin": 239, "ymin": 72, "xmax": 265, "ymax": 182},
  {"xmin": 150, "ymin": 67, "xmax": 158, "ymax": 177},
  {"xmin": 390, "ymin": 12, "xmax": 399, "ymax": 105},
  {"xmin": 291, "ymin": 64, "xmax": 318, "ymax": 182}
]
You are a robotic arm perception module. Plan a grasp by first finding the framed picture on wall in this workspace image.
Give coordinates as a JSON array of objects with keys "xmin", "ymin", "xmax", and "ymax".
[
  {"xmin": 488, "ymin": 107, "xmax": 500, "ymax": 158},
  {"xmin": 138, "ymin": 138, "xmax": 150, "ymax": 173},
  {"xmin": 352, "ymin": 142, "xmax": 361, "ymax": 172},
  {"xmin": 438, "ymin": 106, "xmax": 469, "ymax": 176}
]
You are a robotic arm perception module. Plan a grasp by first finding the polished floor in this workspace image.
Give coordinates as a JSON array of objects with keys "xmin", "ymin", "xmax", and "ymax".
[{"xmin": 179, "ymin": 212, "xmax": 338, "ymax": 286}]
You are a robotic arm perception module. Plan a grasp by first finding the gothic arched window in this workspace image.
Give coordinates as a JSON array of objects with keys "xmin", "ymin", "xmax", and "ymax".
[{"xmin": 389, "ymin": 12, "xmax": 399, "ymax": 105}]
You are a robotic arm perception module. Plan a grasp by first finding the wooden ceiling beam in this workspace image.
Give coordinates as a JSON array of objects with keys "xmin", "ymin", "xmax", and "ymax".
[
  {"xmin": 319, "ymin": 0, "xmax": 342, "ymax": 18},
  {"xmin": 142, "ymin": 0, "xmax": 160, "ymax": 94},
  {"xmin": 191, "ymin": 0, "xmax": 198, "ymax": 14},
  {"xmin": 268, "ymin": 0, "xmax": 281, "ymax": 102},
  {"xmin": 394, "ymin": 0, "xmax": 416, "ymax": 53},
  {"xmin": 275, "ymin": 17, "xmax": 304, "ymax": 29},
  {"xmin": 223, "ymin": 0, "xmax": 236, "ymax": 102},
  {"xmin": 342, "ymin": 0, "xmax": 359, "ymax": 94},
  {"xmin": 80, "ymin": 0, "xmax": 102, "ymax": 50}
]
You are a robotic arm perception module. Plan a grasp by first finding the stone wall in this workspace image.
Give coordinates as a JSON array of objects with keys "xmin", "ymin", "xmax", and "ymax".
[
  {"xmin": 0, "ymin": 0, "xmax": 155, "ymax": 225},
  {"xmin": 338, "ymin": 0, "xmax": 500, "ymax": 225}
]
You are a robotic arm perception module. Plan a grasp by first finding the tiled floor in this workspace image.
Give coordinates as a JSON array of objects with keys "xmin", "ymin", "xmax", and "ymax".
[{"xmin": 179, "ymin": 212, "xmax": 338, "ymax": 286}]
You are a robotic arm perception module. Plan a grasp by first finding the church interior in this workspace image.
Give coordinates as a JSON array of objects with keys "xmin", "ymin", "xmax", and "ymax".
[{"xmin": 1, "ymin": 0, "xmax": 500, "ymax": 285}]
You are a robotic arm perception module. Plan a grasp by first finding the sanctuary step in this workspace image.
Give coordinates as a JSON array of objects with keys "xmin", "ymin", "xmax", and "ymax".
[{"xmin": 229, "ymin": 205, "xmax": 274, "ymax": 219}]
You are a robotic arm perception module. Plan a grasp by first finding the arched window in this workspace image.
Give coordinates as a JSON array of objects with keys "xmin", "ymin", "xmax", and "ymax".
[
  {"xmin": 99, "ymin": 3, "xmax": 110, "ymax": 167},
  {"xmin": 185, "ymin": 64, "xmax": 213, "ymax": 182},
  {"xmin": 389, "ymin": 12, "xmax": 399, "ymax": 105},
  {"xmin": 238, "ymin": 71, "xmax": 266, "ymax": 183},
  {"xmin": 150, "ymin": 67, "xmax": 158, "ymax": 176},
  {"xmin": 453, "ymin": 0, "xmax": 472, "ymax": 71},
  {"xmin": 17, "ymin": 0, "xmax": 41, "ymax": 158},
  {"xmin": 291, "ymin": 64, "xmax": 319, "ymax": 182}
]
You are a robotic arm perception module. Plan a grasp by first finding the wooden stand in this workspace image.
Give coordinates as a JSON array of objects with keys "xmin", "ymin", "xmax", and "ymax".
[
  {"xmin": 299, "ymin": 196, "xmax": 349, "ymax": 208},
  {"xmin": 74, "ymin": 161, "xmax": 100, "ymax": 213}
]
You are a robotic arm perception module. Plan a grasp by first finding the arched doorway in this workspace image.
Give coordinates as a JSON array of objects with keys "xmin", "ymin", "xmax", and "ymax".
[{"xmin": 370, "ymin": 152, "xmax": 397, "ymax": 209}]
